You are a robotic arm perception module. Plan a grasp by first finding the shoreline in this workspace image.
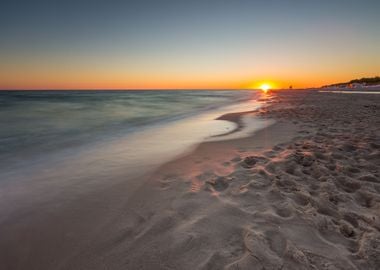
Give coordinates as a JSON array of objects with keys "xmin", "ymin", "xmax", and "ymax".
[
  {"xmin": 104, "ymin": 90, "xmax": 379, "ymax": 269},
  {"xmin": 0, "ymin": 94, "xmax": 262, "ymax": 215},
  {"xmin": 1, "ymin": 90, "xmax": 379, "ymax": 269}
]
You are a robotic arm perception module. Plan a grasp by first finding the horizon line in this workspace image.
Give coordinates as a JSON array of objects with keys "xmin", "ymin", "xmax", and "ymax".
[{"xmin": 0, "ymin": 87, "xmax": 317, "ymax": 91}]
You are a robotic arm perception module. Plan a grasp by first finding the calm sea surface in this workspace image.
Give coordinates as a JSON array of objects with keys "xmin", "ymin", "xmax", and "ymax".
[
  {"xmin": 0, "ymin": 90, "xmax": 268, "ymax": 206},
  {"xmin": 0, "ymin": 90, "xmax": 251, "ymax": 155}
]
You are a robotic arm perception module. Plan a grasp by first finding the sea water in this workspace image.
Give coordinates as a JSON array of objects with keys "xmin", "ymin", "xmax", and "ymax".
[{"xmin": 0, "ymin": 90, "xmax": 266, "ymax": 215}]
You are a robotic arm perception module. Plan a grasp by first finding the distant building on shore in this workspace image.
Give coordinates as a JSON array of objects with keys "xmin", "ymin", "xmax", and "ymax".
[
  {"xmin": 349, "ymin": 83, "xmax": 366, "ymax": 88},
  {"xmin": 322, "ymin": 76, "xmax": 380, "ymax": 89}
]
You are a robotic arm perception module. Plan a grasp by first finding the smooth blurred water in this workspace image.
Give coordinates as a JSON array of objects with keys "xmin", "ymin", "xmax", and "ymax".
[
  {"xmin": 0, "ymin": 90, "xmax": 266, "ymax": 212},
  {"xmin": 0, "ymin": 90, "xmax": 250, "ymax": 156},
  {"xmin": 0, "ymin": 90, "xmax": 260, "ymax": 178}
]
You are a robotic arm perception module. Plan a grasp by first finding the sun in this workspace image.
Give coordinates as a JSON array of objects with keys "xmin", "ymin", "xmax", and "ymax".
[
  {"xmin": 247, "ymin": 81, "xmax": 276, "ymax": 92},
  {"xmin": 260, "ymin": 83, "xmax": 271, "ymax": 93}
]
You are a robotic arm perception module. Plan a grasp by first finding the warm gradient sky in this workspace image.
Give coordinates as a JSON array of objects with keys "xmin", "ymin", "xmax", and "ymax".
[{"xmin": 0, "ymin": 0, "xmax": 379, "ymax": 90}]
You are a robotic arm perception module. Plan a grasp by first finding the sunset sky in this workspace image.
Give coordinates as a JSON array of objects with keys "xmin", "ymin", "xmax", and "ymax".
[{"xmin": 1, "ymin": 0, "xmax": 379, "ymax": 90}]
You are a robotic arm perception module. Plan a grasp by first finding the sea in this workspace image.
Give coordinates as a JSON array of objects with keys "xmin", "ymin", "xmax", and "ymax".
[{"xmin": 0, "ymin": 90, "xmax": 267, "ymax": 216}]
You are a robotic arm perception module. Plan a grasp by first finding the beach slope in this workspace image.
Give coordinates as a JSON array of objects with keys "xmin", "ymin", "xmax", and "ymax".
[
  {"xmin": 1, "ymin": 90, "xmax": 379, "ymax": 270},
  {"xmin": 110, "ymin": 90, "xmax": 380, "ymax": 270}
]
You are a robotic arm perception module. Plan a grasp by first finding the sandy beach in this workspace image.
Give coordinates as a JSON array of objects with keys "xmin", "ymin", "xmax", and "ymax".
[
  {"xmin": 1, "ymin": 90, "xmax": 379, "ymax": 270},
  {"xmin": 111, "ymin": 90, "xmax": 379, "ymax": 270}
]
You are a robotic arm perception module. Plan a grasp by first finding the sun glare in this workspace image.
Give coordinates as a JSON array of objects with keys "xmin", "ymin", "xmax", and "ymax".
[{"xmin": 260, "ymin": 83, "xmax": 271, "ymax": 93}]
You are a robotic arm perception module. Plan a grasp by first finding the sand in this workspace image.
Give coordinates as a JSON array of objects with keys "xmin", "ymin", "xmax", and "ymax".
[{"xmin": 1, "ymin": 90, "xmax": 379, "ymax": 269}]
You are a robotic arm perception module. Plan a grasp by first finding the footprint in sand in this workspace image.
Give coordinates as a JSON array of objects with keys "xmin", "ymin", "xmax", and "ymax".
[
  {"xmin": 247, "ymin": 175, "xmax": 271, "ymax": 190},
  {"xmin": 342, "ymin": 212, "xmax": 360, "ymax": 228},
  {"xmin": 357, "ymin": 233, "xmax": 380, "ymax": 268},
  {"xmin": 234, "ymin": 230, "xmax": 282, "ymax": 269},
  {"xmin": 284, "ymin": 161, "xmax": 297, "ymax": 175},
  {"xmin": 336, "ymin": 177, "xmax": 361, "ymax": 193},
  {"xmin": 291, "ymin": 192, "xmax": 310, "ymax": 207},
  {"xmin": 275, "ymin": 178, "xmax": 299, "ymax": 193},
  {"xmin": 205, "ymin": 176, "xmax": 230, "ymax": 192},
  {"xmin": 314, "ymin": 200, "xmax": 340, "ymax": 219},
  {"xmin": 339, "ymin": 222, "xmax": 356, "ymax": 238},
  {"xmin": 240, "ymin": 155, "xmax": 268, "ymax": 168},
  {"xmin": 273, "ymin": 205, "xmax": 293, "ymax": 218},
  {"xmin": 354, "ymin": 191, "xmax": 375, "ymax": 208},
  {"xmin": 358, "ymin": 174, "xmax": 379, "ymax": 184},
  {"xmin": 265, "ymin": 230, "xmax": 288, "ymax": 257}
]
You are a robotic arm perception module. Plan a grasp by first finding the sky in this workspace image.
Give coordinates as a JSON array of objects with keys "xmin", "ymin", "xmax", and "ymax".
[{"xmin": 0, "ymin": 0, "xmax": 379, "ymax": 90}]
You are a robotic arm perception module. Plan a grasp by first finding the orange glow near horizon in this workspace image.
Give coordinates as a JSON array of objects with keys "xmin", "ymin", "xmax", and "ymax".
[
  {"xmin": 1, "ymin": 53, "xmax": 379, "ymax": 90},
  {"xmin": 248, "ymin": 81, "xmax": 277, "ymax": 91},
  {"xmin": 0, "ymin": 74, "xmax": 378, "ymax": 90},
  {"xmin": 260, "ymin": 84, "xmax": 270, "ymax": 93},
  {"xmin": 0, "ymin": 61, "xmax": 379, "ymax": 90}
]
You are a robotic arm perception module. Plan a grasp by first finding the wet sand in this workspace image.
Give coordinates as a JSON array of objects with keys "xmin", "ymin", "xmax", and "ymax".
[{"xmin": 1, "ymin": 90, "xmax": 379, "ymax": 269}]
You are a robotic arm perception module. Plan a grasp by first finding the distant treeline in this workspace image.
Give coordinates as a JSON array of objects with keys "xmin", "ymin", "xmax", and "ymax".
[{"xmin": 323, "ymin": 76, "xmax": 380, "ymax": 88}]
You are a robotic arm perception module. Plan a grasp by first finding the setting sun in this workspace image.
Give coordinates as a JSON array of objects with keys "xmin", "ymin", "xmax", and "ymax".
[{"xmin": 260, "ymin": 83, "xmax": 271, "ymax": 93}]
